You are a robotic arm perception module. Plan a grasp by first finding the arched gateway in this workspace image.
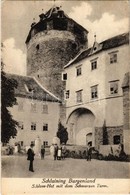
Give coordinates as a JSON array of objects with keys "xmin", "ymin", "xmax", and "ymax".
[{"xmin": 66, "ymin": 108, "xmax": 95, "ymax": 146}]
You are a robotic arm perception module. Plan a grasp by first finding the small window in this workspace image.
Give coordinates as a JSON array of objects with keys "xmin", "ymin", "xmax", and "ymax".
[
  {"xmin": 31, "ymin": 122, "xmax": 36, "ymax": 130},
  {"xmin": 109, "ymin": 81, "xmax": 118, "ymax": 95},
  {"xmin": 110, "ymin": 53, "xmax": 117, "ymax": 64},
  {"xmin": 43, "ymin": 141, "xmax": 48, "ymax": 147},
  {"xmin": 65, "ymin": 90, "xmax": 70, "ymax": 99},
  {"xmin": 62, "ymin": 73, "xmax": 67, "ymax": 81},
  {"xmin": 42, "ymin": 104, "xmax": 48, "ymax": 114},
  {"xmin": 36, "ymin": 44, "xmax": 39, "ymax": 50},
  {"xmin": 43, "ymin": 123, "xmax": 48, "ymax": 131},
  {"xmin": 31, "ymin": 102, "xmax": 36, "ymax": 112},
  {"xmin": 19, "ymin": 121, "xmax": 24, "ymax": 130},
  {"xmin": 76, "ymin": 66, "xmax": 82, "ymax": 76},
  {"xmin": 91, "ymin": 85, "xmax": 98, "ymax": 99},
  {"xmin": 18, "ymin": 101, "xmax": 24, "ymax": 111},
  {"xmin": 113, "ymin": 135, "xmax": 120, "ymax": 145},
  {"xmin": 76, "ymin": 90, "xmax": 82, "ymax": 103},
  {"xmin": 91, "ymin": 61, "xmax": 97, "ymax": 70}
]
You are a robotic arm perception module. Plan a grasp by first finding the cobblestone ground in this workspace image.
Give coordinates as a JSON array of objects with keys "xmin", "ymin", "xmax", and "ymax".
[{"xmin": 2, "ymin": 154, "xmax": 130, "ymax": 178}]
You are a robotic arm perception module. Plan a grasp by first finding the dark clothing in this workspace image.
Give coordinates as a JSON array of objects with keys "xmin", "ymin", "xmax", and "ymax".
[
  {"xmin": 62, "ymin": 145, "xmax": 66, "ymax": 159},
  {"xmin": 86, "ymin": 146, "xmax": 92, "ymax": 161},
  {"xmin": 54, "ymin": 145, "xmax": 58, "ymax": 160},
  {"xmin": 27, "ymin": 148, "xmax": 35, "ymax": 171},
  {"xmin": 29, "ymin": 160, "xmax": 34, "ymax": 172},
  {"xmin": 41, "ymin": 148, "xmax": 45, "ymax": 159}
]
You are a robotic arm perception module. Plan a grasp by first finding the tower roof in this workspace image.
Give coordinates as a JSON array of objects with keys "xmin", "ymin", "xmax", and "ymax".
[{"xmin": 25, "ymin": 5, "xmax": 88, "ymax": 44}]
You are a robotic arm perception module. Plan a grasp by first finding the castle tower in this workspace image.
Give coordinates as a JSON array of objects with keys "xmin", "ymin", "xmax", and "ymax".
[{"xmin": 25, "ymin": 5, "xmax": 88, "ymax": 99}]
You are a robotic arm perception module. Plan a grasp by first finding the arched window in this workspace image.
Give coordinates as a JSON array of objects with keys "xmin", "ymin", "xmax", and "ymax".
[{"xmin": 113, "ymin": 135, "xmax": 120, "ymax": 144}]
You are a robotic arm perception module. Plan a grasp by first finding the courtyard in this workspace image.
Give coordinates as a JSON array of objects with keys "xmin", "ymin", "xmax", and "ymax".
[{"xmin": 2, "ymin": 154, "xmax": 130, "ymax": 178}]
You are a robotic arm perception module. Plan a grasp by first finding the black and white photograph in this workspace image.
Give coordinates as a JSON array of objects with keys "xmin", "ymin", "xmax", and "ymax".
[{"xmin": 1, "ymin": 0, "xmax": 130, "ymax": 194}]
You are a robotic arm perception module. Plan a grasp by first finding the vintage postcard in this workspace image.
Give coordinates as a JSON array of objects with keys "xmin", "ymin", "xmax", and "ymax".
[{"xmin": 1, "ymin": 0, "xmax": 130, "ymax": 194}]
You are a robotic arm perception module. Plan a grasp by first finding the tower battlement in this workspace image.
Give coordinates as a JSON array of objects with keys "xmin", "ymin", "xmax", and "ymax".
[{"xmin": 26, "ymin": 6, "xmax": 88, "ymax": 50}]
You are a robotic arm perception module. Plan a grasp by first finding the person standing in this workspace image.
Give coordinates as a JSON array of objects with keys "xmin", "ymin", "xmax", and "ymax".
[
  {"xmin": 27, "ymin": 144, "xmax": 35, "ymax": 172},
  {"xmin": 41, "ymin": 145, "xmax": 45, "ymax": 159},
  {"xmin": 54, "ymin": 144, "xmax": 58, "ymax": 160},
  {"xmin": 87, "ymin": 143, "xmax": 92, "ymax": 161},
  {"xmin": 57, "ymin": 145, "xmax": 62, "ymax": 160},
  {"xmin": 61, "ymin": 143, "xmax": 66, "ymax": 160}
]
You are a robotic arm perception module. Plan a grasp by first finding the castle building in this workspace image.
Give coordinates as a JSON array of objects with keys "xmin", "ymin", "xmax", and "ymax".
[
  {"xmin": 25, "ymin": 5, "xmax": 88, "ymax": 99},
  {"xmin": 63, "ymin": 32, "xmax": 130, "ymax": 153},
  {"xmin": 8, "ymin": 74, "xmax": 61, "ymax": 147}
]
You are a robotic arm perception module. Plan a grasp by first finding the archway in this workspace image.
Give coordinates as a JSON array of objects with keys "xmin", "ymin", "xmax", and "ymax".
[{"xmin": 67, "ymin": 108, "xmax": 95, "ymax": 146}]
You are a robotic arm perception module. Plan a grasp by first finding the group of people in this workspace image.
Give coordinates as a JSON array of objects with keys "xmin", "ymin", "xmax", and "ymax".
[
  {"xmin": 50, "ymin": 143, "xmax": 67, "ymax": 160},
  {"xmin": 27, "ymin": 143, "xmax": 92, "ymax": 172},
  {"xmin": 27, "ymin": 143, "xmax": 67, "ymax": 172}
]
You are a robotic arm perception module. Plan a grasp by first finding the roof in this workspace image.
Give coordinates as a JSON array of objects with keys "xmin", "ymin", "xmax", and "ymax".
[
  {"xmin": 6, "ymin": 73, "xmax": 61, "ymax": 103},
  {"xmin": 64, "ymin": 32, "xmax": 129, "ymax": 69},
  {"xmin": 122, "ymin": 72, "xmax": 130, "ymax": 88},
  {"xmin": 25, "ymin": 5, "xmax": 88, "ymax": 44}
]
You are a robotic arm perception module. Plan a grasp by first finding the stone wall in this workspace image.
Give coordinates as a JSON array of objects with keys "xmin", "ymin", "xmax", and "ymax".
[
  {"xmin": 95, "ymin": 127, "xmax": 103, "ymax": 150},
  {"xmin": 107, "ymin": 126, "xmax": 123, "ymax": 145},
  {"xmin": 95, "ymin": 126, "xmax": 123, "ymax": 150},
  {"xmin": 27, "ymin": 30, "xmax": 80, "ymax": 99}
]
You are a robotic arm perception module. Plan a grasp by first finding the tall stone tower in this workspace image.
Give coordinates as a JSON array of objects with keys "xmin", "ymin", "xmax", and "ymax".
[{"xmin": 25, "ymin": 5, "xmax": 88, "ymax": 100}]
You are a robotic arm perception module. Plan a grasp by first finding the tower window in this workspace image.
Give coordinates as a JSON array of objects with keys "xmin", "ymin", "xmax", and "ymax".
[
  {"xmin": 36, "ymin": 44, "xmax": 39, "ymax": 50},
  {"xmin": 62, "ymin": 73, "xmax": 67, "ymax": 81}
]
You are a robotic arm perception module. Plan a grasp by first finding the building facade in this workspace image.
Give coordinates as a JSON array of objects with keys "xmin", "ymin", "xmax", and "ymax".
[
  {"xmin": 63, "ymin": 33, "xmax": 129, "ymax": 151},
  {"xmin": 8, "ymin": 74, "xmax": 61, "ymax": 147}
]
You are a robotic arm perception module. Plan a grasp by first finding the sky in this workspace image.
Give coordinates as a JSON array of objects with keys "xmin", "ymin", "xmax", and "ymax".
[{"xmin": 1, "ymin": 0, "xmax": 129, "ymax": 75}]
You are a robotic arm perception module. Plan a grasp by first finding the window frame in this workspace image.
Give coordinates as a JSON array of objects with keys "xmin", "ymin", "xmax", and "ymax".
[
  {"xmin": 91, "ymin": 85, "xmax": 98, "ymax": 99},
  {"xmin": 43, "ymin": 141, "xmax": 48, "ymax": 147},
  {"xmin": 109, "ymin": 80, "xmax": 119, "ymax": 95},
  {"xmin": 43, "ymin": 123, "xmax": 48, "ymax": 131},
  {"xmin": 91, "ymin": 61, "xmax": 97, "ymax": 70},
  {"xmin": 76, "ymin": 65, "xmax": 82, "ymax": 77},
  {"xmin": 65, "ymin": 90, "xmax": 70, "ymax": 99},
  {"xmin": 31, "ymin": 122, "xmax": 36, "ymax": 131},
  {"xmin": 113, "ymin": 135, "xmax": 121, "ymax": 145},
  {"xmin": 76, "ymin": 89, "xmax": 83, "ymax": 103},
  {"xmin": 109, "ymin": 51, "xmax": 118, "ymax": 64}
]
